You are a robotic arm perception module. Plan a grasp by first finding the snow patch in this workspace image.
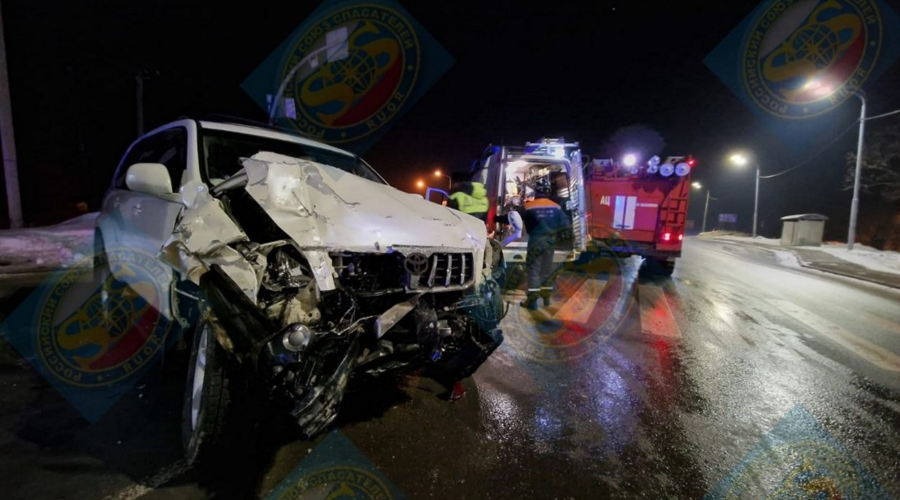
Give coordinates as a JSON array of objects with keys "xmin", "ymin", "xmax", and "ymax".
[
  {"xmin": 771, "ymin": 248, "xmax": 803, "ymax": 269},
  {"xmin": 0, "ymin": 213, "xmax": 97, "ymax": 273},
  {"xmin": 815, "ymin": 242, "xmax": 900, "ymax": 276},
  {"xmin": 706, "ymin": 234, "xmax": 782, "ymax": 247}
]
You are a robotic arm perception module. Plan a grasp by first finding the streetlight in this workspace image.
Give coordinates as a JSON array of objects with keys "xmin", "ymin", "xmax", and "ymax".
[
  {"xmin": 729, "ymin": 153, "xmax": 760, "ymax": 239},
  {"xmin": 416, "ymin": 179, "xmax": 426, "ymax": 190},
  {"xmin": 847, "ymin": 91, "xmax": 866, "ymax": 251},
  {"xmin": 805, "ymin": 82, "xmax": 866, "ymax": 250},
  {"xmin": 434, "ymin": 169, "xmax": 451, "ymax": 190},
  {"xmin": 693, "ymin": 182, "xmax": 716, "ymax": 233}
]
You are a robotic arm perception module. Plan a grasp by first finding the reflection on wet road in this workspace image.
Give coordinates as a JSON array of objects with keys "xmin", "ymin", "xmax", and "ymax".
[
  {"xmin": 470, "ymin": 237, "xmax": 900, "ymax": 498},
  {"xmin": 2, "ymin": 237, "xmax": 900, "ymax": 499}
]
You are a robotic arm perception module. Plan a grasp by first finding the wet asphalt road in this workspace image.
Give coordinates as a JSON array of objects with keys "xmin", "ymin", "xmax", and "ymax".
[{"xmin": 2, "ymin": 237, "xmax": 900, "ymax": 499}]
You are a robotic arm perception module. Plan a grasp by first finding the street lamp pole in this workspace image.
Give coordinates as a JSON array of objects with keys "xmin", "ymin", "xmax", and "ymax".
[
  {"xmin": 728, "ymin": 153, "xmax": 760, "ymax": 237},
  {"xmin": 753, "ymin": 163, "xmax": 759, "ymax": 238},
  {"xmin": 847, "ymin": 91, "xmax": 867, "ymax": 251},
  {"xmin": 434, "ymin": 169, "xmax": 451, "ymax": 190},
  {"xmin": 702, "ymin": 190, "xmax": 710, "ymax": 233}
]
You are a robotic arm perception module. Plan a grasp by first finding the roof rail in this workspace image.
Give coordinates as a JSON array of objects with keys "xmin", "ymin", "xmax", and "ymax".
[
  {"xmin": 191, "ymin": 114, "xmax": 323, "ymax": 141},
  {"xmin": 525, "ymin": 137, "xmax": 579, "ymax": 148}
]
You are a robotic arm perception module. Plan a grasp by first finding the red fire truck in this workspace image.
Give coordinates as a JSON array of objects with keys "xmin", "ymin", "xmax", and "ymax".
[
  {"xmin": 467, "ymin": 138, "xmax": 693, "ymax": 276},
  {"xmin": 582, "ymin": 153, "xmax": 693, "ymax": 275}
]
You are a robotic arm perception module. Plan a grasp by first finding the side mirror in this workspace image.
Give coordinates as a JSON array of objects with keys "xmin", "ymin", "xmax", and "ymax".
[{"xmin": 126, "ymin": 163, "xmax": 173, "ymax": 195}]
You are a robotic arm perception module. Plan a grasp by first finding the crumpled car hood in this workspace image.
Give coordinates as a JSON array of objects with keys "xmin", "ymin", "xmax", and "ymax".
[{"xmin": 242, "ymin": 152, "xmax": 487, "ymax": 253}]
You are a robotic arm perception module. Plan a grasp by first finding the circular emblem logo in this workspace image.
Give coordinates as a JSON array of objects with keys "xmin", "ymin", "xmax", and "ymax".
[
  {"xmin": 280, "ymin": 4, "xmax": 420, "ymax": 143},
  {"xmin": 403, "ymin": 252, "xmax": 429, "ymax": 275},
  {"xmin": 725, "ymin": 441, "xmax": 861, "ymax": 499},
  {"xmin": 742, "ymin": 0, "xmax": 882, "ymax": 118},
  {"xmin": 36, "ymin": 247, "xmax": 174, "ymax": 387},
  {"xmin": 499, "ymin": 234, "xmax": 635, "ymax": 363},
  {"xmin": 273, "ymin": 466, "xmax": 393, "ymax": 500}
]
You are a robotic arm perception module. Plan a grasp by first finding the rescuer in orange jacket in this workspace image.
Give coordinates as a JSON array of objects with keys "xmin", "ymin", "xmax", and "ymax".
[{"xmin": 520, "ymin": 177, "xmax": 573, "ymax": 309}]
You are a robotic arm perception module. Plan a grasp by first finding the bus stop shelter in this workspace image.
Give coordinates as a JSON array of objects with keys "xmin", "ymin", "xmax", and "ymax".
[{"xmin": 780, "ymin": 214, "xmax": 828, "ymax": 246}]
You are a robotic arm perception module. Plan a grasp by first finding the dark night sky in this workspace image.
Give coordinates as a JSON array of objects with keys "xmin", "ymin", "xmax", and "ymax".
[{"xmin": 3, "ymin": 0, "xmax": 900, "ymax": 238}]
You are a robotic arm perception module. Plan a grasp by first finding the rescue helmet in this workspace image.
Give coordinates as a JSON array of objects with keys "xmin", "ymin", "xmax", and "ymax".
[{"xmin": 533, "ymin": 176, "xmax": 551, "ymax": 196}]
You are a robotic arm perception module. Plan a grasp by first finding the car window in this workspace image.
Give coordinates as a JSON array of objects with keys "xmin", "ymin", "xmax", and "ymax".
[
  {"xmin": 200, "ymin": 129, "xmax": 385, "ymax": 185},
  {"xmin": 115, "ymin": 127, "xmax": 187, "ymax": 190}
]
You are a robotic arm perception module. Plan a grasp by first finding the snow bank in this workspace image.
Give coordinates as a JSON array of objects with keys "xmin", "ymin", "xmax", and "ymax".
[
  {"xmin": 701, "ymin": 231, "xmax": 900, "ymax": 277},
  {"xmin": 0, "ymin": 213, "xmax": 97, "ymax": 273},
  {"xmin": 702, "ymin": 233, "xmax": 782, "ymax": 246},
  {"xmin": 816, "ymin": 242, "xmax": 900, "ymax": 276}
]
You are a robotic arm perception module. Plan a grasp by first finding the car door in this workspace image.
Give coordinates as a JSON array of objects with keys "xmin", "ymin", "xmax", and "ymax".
[{"xmin": 101, "ymin": 127, "xmax": 187, "ymax": 255}]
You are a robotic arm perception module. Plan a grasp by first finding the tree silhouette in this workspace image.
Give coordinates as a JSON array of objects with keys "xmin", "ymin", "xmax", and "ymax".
[{"xmin": 846, "ymin": 123, "xmax": 900, "ymax": 201}]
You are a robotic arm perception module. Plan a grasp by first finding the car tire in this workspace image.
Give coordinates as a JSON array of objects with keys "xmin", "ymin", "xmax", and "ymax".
[{"xmin": 182, "ymin": 320, "xmax": 239, "ymax": 465}]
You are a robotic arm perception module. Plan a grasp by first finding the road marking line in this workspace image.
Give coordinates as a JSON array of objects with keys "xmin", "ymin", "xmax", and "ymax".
[
  {"xmin": 102, "ymin": 460, "xmax": 190, "ymax": 500},
  {"xmin": 638, "ymin": 285, "xmax": 681, "ymax": 338},
  {"xmin": 769, "ymin": 300, "xmax": 900, "ymax": 373},
  {"xmin": 553, "ymin": 278, "xmax": 606, "ymax": 323}
]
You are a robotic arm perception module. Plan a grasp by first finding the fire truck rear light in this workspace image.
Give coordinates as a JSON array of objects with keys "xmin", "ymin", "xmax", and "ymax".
[
  {"xmin": 663, "ymin": 232, "xmax": 671, "ymax": 241},
  {"xmin": 675, "ymin": 163, "xmax": 691, "ymax": 176},
  {"xmin": 678, "ymin": 234, "xmax": 683, "ymax": 241}
]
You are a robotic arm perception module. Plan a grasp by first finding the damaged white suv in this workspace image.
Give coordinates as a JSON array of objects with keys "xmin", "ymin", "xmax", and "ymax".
[{"xmin": 96, "ymin": 118, "xmax": 504, "ymax": 463}]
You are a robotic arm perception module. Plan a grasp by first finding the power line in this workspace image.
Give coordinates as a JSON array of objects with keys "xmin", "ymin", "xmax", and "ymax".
[
  {"xmin": 758, "ymin": 105, "xmax": 900, "ymax": 180},
  {"xmin": 866, "ymin": 107, "xmax": 900, "ymax": 122},
  {"xmin": 759, "ymin": 119, "xmax": 861, "ymax": 179}
]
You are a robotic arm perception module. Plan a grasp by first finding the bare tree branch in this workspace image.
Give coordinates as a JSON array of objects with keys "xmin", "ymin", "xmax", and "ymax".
[{"xmin": 845, "ymin": 123, "xmax": 900, "ymax": 200}]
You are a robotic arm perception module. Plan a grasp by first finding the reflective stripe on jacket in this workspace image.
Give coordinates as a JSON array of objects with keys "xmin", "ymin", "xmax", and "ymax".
[{"xmin": 449, "ymin": 182, "xmax": 489, "ymax": 215}]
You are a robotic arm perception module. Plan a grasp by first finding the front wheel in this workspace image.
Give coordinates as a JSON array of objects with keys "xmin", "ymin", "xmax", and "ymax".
[{"xmin": 182, "ymin": 320, "xmax": 240, "ymax": 465}]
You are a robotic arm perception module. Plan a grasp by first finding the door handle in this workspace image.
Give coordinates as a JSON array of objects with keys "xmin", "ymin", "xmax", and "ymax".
[{"xmin": 133, "ymin": 204, "xmax": 142, "ymax": 217}]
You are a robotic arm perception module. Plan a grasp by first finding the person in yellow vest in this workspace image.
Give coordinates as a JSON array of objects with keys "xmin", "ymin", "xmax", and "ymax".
[{"xmin": 448, "ymin": 179, "xmax": 489, "ymax": 222}]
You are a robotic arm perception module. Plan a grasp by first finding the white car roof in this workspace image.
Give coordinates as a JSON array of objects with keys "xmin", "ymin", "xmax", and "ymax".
[{"xmin": 198, "ymin": 121, "xmax": 354, "ymax": 157}]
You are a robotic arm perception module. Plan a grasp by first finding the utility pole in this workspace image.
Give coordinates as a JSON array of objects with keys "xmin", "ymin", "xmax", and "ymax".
[
  {"xmin": 753, "ymin": 163, "xmax": 759, "ymax": 238},
  {"xmin": 134, "ymin": 68, "xmax": 158, "ymax": 137},
  {"xmin": 702, "ymin": 190, "xmax": 710, "ymax": 233},
  {"xmin": 0, "ymin": 0, "xmax": 22, "ymax": 228},
  {"xmin": 847, "ymin": 91, "xmax": 866, "ymax": 251},
  {"xmin": 135, "ymin": 71, "xmax": 144, "ymax": 137}
]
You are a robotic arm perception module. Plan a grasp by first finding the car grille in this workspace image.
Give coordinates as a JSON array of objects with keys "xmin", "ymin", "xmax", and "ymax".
[
  {"xmin": 330, "ymin": 251, "xmax": 476, "ymax": 293},
  {"xmin": 408, "ymin": 252, "xmax": 475, "ymax": 290}
]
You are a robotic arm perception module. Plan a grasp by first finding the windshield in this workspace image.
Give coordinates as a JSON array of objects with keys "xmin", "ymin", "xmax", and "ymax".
[{"xmin": 200, "ymin": 128, "xmax": 386, "ymax": 185}]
